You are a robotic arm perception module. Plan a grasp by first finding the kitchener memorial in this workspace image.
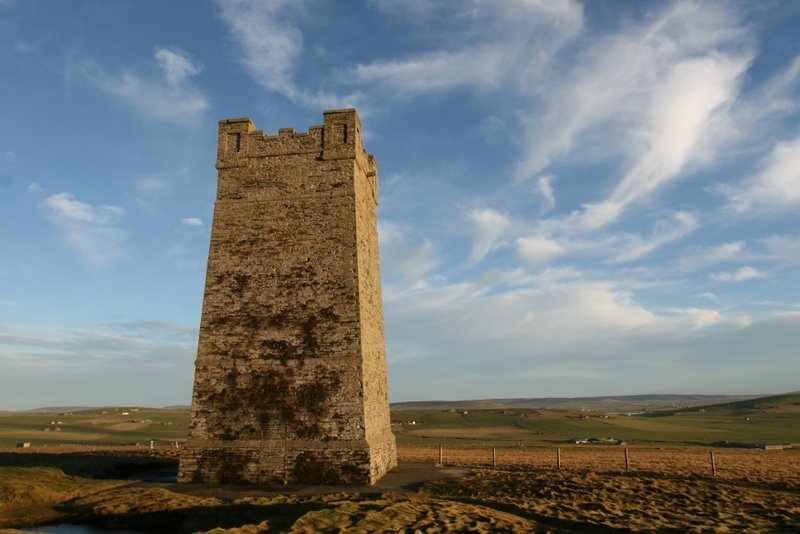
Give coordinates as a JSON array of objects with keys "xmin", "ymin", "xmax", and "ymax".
[{"xmin": 178, "ymin": 109, "xmax": 397, "ymax": 485}]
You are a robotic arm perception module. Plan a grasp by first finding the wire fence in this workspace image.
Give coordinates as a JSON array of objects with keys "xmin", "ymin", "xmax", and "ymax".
[{"xmin": 397, "ymin": 444, "xmax": 800, "ymax": 487}]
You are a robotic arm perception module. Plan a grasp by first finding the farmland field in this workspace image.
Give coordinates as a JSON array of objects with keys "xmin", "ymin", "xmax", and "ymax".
[
  {"xmin": 1, "ymin": 394, "xmax": 798, "ymax": 531},
  {"xmin": 2, "ymin": 392, "xmax": 799, "ymax": 448},
  {"xmin": 392, "ymin": 392, "xmax": 800, "ymax": 446},
  {"xmin": 0, "ymin": 407, "xmax": 188, "ymax": 447}
]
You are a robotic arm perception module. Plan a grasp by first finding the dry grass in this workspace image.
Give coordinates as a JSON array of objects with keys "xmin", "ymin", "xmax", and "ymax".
[
  {"xmin": 422, "ymin": 468, "xmax": 800, "ymax": 532},
  {"xmin": 0, "ymin": 466, "xmax": 125, "ymax": 527},
  {"xmin": 400, "ymin": 444, "xmax": 800, "ymax": 488},
  {"xmin": 1, "ymin": 445, "xmax": 798, "ymax": 532}
]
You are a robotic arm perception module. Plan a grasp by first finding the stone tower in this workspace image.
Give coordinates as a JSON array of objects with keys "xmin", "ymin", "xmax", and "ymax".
[{"xmin": 178, "ymin": 109, "xmax": 396, "ymax": 485}]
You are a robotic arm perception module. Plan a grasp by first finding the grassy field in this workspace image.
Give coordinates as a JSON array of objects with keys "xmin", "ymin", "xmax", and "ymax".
[
  {"xmin": 1, "ymin": 395, "xmax": 797, "ymax": 531},
  {"xmin": 392, "ymin": 392, "xmax": 800, "ymax": 446},
  {"xmin": 2, "ymin": 393, "xmax": 799, "ymax": 448},
  {"xmin": 0, "ymin": 407, "xmax": 188, "ymax": 447},
  {"xmin": 0, "ymin": 445, "xmax": 798, "ymax": 532}
]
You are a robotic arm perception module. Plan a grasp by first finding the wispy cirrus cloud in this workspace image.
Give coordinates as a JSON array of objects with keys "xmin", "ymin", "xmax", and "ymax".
[
  {"xmin": 215, "ymin": 0, "xmax": 583, "ymax": 110},
  {"xmin": 0, "ymin": 321, "xmax": 197, "ymax": 410},
  {"xmin": 717, "ymin": 135, "xmax": 800, "ymax": 214},
  {"xmin": 215, "ymin": 0, "xmax": 361, "ymax": 109},
  {"xmin": 607, "ymin": 212, "xmax": 700, "ymax": 264},
  {"xmin": 84, "ymin": 47, "xmax": 207, "ymax": 124},
  {"xmin": 517, "ymin": 1, "xmax": 752, "ymax": 234},
  {"xmin": 465, "ymin": 208, "xmax": 512, "ymax": 265},
  {"xmin": 356, "ymin": 0, "xmax": 584, "ymax": 99},
  {"xmin": 378, "ymin": 221, "xmax": 440, "ymax": 293},
  {"xmin": 674, "ymin": 241, "xmax": 746, "ymax": 272},
  {"xmin": 710, "ymin": 266, "xmax": 764, "ymax": 283},
  {"xmin": 535, "ymin": 175, "xmax": 556, "ymax": 214},
  {"xmin": 576, "ymin": 55, "xmax": 749, "ymax": 229},
  {"xmin": 39, "ymin": 192, "xmax": 129, "ymax": 268},
  {"xmin": 215, "ymin": 0, "xmax": 304, "ymax": 98},
  {"xmin": 364, "ymin": 1, "xmax": 755, "ymax": 273}
]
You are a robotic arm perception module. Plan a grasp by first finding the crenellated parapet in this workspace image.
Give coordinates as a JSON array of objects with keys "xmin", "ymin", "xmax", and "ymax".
[
  {"xmin": 217, "ymin": 110, "xmax": 377, "ymax": 179},
  {"xmin": 216, "ymin": 109, "xmax": 378, "ymax": 206}
]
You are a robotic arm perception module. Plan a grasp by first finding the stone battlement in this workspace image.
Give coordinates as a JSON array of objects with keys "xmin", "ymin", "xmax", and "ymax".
[{"xmin": 217, "ymin": 109, "xmax": 377, "ymax": 176}]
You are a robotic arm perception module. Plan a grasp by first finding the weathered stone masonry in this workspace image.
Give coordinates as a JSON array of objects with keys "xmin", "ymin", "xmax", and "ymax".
[{"xmin": 178, "ymin": 109, "xmax": 397, "ymax": 485}]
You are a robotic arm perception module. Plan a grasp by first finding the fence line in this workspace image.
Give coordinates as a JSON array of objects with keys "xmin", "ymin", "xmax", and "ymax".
[{"xmin": 396, "ymin": 443, "xmax": 800, "ymax": 485}]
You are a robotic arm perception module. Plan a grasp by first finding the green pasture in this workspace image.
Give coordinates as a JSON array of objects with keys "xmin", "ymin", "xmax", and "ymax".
[
  {"xmin": 392, "ymin": 393, "xmax": 800, "ymax": 446},
  {"xmin": 0, "ymin": 407, "xmax": 189, "ymax": 447},
  {"xmin": 1, "ymin": 393, "xmax": 798, "ymax": 448}
]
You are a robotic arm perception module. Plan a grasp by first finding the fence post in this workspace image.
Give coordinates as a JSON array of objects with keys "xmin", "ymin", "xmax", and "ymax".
[
  {"xmin": 492, "ymin": 447, "xmax": 497, "ymax": 467},
  {"xmin": 557, "ymin": 447, "xmax": 562, "ymax": 469},
  {"xmin": 150, "ymin": 440, "xmax": 155, "ymax": 450},
  {"xmin": 710, "ymin": 451, "xmax": 717, "ymax": 477},
  {"xmin": 625, "ymin": 448, "xmax": 630, "ymax": 472},
  {"xmin": 438, "ymin": 445, "xmax": 443, "ymax": 466}
]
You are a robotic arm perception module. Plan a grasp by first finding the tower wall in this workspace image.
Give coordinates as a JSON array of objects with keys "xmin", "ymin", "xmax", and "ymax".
[{"xmin": 178, "ymin": 109, "xmax": 396, "ymax": 485}]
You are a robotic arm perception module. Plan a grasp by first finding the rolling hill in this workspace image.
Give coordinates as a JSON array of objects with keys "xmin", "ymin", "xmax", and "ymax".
[{"xmin": 1, "ymin": 393, "xmax": 798, "ymax": 448}]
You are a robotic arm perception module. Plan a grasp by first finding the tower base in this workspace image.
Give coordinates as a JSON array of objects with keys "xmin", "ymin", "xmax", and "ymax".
[{"xmin": 178, "ymin": 432, "xmax": 396, "ymax": 485}]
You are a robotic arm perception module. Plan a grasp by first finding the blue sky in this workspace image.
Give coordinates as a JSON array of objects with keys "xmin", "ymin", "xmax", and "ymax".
[{"xmin": 1, "ymin": 0, "xmax": 799, "ymax": 410}]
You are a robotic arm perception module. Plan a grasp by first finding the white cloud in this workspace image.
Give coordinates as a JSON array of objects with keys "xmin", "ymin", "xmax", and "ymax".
[
  {"xmin": 710, "ymin": 266, "xmax": 764, "ymax": 283},
  {"xmin": 0, "ymin": 321, "xmax": 197, "ymax": 410},
  {"xmin": 0, "ymin": 321, "xmax": 197, "ymax": 368},
  {"xmin": 550, "ymin": 53, "xmax": 750, "ymax": 230},
  {"xmin": 584, "ymin": 55, "xmax": 748, "ymax": 227},
  {"xmin": 385, "ymin": 277, "xmax": 662, "ymax": 399},
  {"xmin": 466, "ymin": 208, "xmax": 512, "ymax": 265},
  {"xmin": 379, "ymin": 221, "xmax": 440, "ymax": 292},
  {"xmin": 669, "ymin": 307, "xmax": 724, "ymax": 330},
  {"xmin": 721, "ymin": 53, "xmax": 800, "ymax": 147},
  {"xmin": 609, "ymin": 211, "xmax": 699, "ymax": 263},
  {"xmin": 180, "ymin": 217, "xmax": 204, "ymax": 227},
  {"xmin": 215, "ymin": 0, "xmax": 359, "ymax": 108},
  {"xmin": 354, "ymin": 47, "xmax": 506, "ymax": 96},
  {"xmin": 39, "ymin": 192, "xmax": 129, "ymax": 268},
  {"xmin": 216, "ymin": 0, "xmax": 303, "ymax": 97},
  {"xmin": 534, "ymin": 211, "xmax": 699, "ymax": 266},
  {"xmin": 85, "ymin": 47, "xmax": 207, "ymax": 124},
  {"xmin": 27, "ymin": 182, "xmax": 42, "ymax": 193},
  {"xmin": 516, "ymin": 236, "xmax": 566, "ymax": 266},
  {"xmin": 535, "ymin": 175, "xmax": 555, "ymax": 214},
  {"xmin": 355, "ymin": 0, "xmax": 584, "ymax": 99},
  {"xmin": 675, "ymin": 240, "xmax": 745, "ymax": 272},
  {"xmin": 385, "ymin": 268, "xmax": 800, "ymax": 401},
  {"xmin": 718, "ymin": 135, "xmax": 800, "ymax": 214},
  {"xmin": 155, "ymin": 47, "xmax": 202, "ymax": 86},
  {"xmin": 514, "ymin": 2, "xmax": 751, "ymax": 231}
]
